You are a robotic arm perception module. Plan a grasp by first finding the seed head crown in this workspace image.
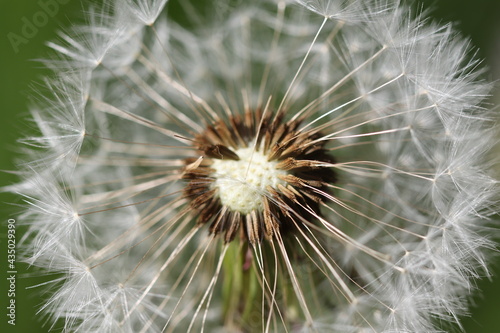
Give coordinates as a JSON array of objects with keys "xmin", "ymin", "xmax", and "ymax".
[{"xmin": 183, "ymin": 109, "xmax": 336, "ymax": 244}]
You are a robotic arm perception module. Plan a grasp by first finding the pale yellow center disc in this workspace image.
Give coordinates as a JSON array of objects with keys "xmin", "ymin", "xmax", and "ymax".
[{"xmin": 211, "ymin": 147, "xmax": 287, "ymax": 214}]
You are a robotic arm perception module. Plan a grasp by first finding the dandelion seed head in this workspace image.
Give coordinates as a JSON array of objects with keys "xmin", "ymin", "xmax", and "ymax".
[
  {"xmin": 7, "ymin": 0, "xmax": 499, "ymax": 332},
  {"xmin": 183, "ymin": 109, "xmax": 336, "ymax": 243}
]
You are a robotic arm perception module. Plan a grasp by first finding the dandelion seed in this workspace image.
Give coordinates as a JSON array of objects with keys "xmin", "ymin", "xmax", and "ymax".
[{"xmin": 7, "ymin": 0, "xmax": 499, "ymax": 332}]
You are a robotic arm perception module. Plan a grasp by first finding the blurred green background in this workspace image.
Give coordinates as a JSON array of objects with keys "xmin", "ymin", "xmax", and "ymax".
[{"xmin": 0, "ymin": 1, "xmax": 499, "ymax": 332}]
